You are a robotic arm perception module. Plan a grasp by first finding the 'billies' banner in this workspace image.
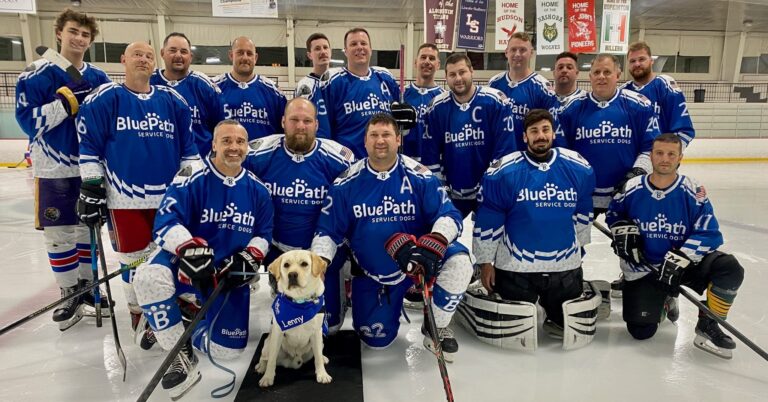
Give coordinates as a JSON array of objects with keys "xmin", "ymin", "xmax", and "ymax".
[{"xmin": 599, "ymin": 0, "xmax": 631, "ymax": 54}]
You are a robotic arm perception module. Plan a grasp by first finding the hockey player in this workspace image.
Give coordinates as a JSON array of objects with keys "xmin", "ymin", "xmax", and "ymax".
[
  {"xmin": 76, "ymin": 41, "xmax": 200, "ymax": 336},
  {"xmin": 558, "ymin": 53, "xmax": 661, "ymax": 213},
  {"xmin": 401, "ymin": 43, "xmax": 444, "ymax": 161},
  {"xmin": 422, "ymin": 53, "xmax": 516, "ymax": 217},
  {"xmin": 474, "ymin": 109, "xmax": 596, "ymax": 340},
  {"xmin": 606, "ymin": 133, "xmax": 744, "ymax": 359},
  {"xmin": 133, "ymin": 120, "xmax": 274, "ymax": 399},
  {"xmin": 321, "ymin": 27, "xmax": 401, "ymax": 158},
  {"xmin": 295, "ymin": 32, "xmax": 332, "ymax": 139},
  {"xmin": 553, "ymin": 52, "xmax": 585, "ymax": 103},
  {"xmin": 244, "ymin": 98, "xmax": 355, "ymax": 333},
  {"xmin": 488, "ymin": 32, "xmax": 560, "ymax": 150},
  {"xmin": 15, "ymin": 9, "xmax": 111, "ymax": 330},
  {"xmin": 214, "ymin": 36, "xmax": 287, "ymax": 143},
  {"xmin": 311, "ymin": 113, "xmax": 473, "ymax": 362},
  {"xmin": 624, "ymin": 41, "xmax": 695, "ymax": 148},
  {"xmin": 151, "ymin": 32, "xmax": 223, "ymax": 157}
]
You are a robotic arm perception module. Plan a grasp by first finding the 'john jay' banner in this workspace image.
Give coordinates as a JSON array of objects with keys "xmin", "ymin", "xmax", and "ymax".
[
  {"xmin": 456, "ymin": 0, "xmax": 488, "ymax": 51},
  {"xmin": 424, "ymin": 0, "xmax": 458, "ymax": 52},
  {"xmin": 536, "ymin": 0, "xmax": 565, "ymax": 55}
]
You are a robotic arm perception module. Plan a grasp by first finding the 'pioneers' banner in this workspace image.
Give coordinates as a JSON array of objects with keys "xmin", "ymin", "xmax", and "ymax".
[
  {"xmin": 567, "ymin": 0, "xmax": 597, "ymax": 53},
  {"xmin": 599, "ymin": 0, "xmax": 631, "ymax": 54},
  {"xmin": 457, "ymin": 0, "xmax": 488, "ymax": 51},
  {"xmin": 495, "ymin": 1, "xmax": 525, "ymax": 51},
  {"xmin": 536, "ymin": 0, "xmax": 564, "ymax": 55},
  {"xmin": 424, "ymin": 0, "xmax": 459, "ymax": 52}
]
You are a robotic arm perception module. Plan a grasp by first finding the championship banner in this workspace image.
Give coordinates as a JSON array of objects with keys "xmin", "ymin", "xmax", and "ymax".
[
  {"xmin": 599, "ymin": 0, "xmax": 631, "ymax": 53},
  {"xmin": 567, "ymin": 0, "xmax": 597, "ymax": 53},
  {"xmin": 495, "ymin": 1, "xmax": 525, "ymax": 51},
  {"xmin": 212, "ymin": 0, "xmax": 279, "ymax": 18},
  {"xmin": 535, "ymin": 0, "xmax": 564, "ymax": 55},
  {"xmin": 0, "ymin": 0, "xmax": 35, "ymax": 14},
  {"xmin": 456, "ymin": 0, "xmax": 488, "ymax": 51},
  {"xmin": 424, "ymin": 0, "xmax": 459, "ymax": 52}
]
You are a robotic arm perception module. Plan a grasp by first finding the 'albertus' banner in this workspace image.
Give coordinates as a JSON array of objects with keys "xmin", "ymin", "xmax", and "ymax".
[
  {"xmin": 536, "ymin": 0, "xmax": 564, "ymax": 55},
  {"xmin": 424, "ymin": 0, "xmax": 458, "ymax": 52}
]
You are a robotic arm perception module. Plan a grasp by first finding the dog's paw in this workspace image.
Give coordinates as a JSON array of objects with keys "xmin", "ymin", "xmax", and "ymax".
[
  {"xmin": 316, "ymin": 371, "xmax": 333, "ymax": 384},
  {"xmin": 254, "ymin": 360, "xmax": 267, "ymax": 374},
  {"xmin": 259, "ymin": 374, "xmax": 275, "ymax": 388},
  {"xmin": 322, "ymin": 355, "xmax": 329, "ymax": 364}
]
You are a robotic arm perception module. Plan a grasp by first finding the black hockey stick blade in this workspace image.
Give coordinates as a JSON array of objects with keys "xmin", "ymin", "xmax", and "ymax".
[
  {"xmin": 594, "ymin": 221, "xmax": 768, "ymax": 362},
  {"xmin": 90, "ymin": 228, "xmax": 103, "ymax": 328},
  {"xmin": 95, "ymin": 221, "xmax": 128, "ymax": 381},
  {"xmin": 419, "ymin": 274, "xmax": 455, "ymax": 402},
  {"xmin": 137, "ymin": 278, "xmax": 228, "ymax": 402},
  {"xmin": 35, "ymin": 46, "xmax": 82, "ymax": 82}
]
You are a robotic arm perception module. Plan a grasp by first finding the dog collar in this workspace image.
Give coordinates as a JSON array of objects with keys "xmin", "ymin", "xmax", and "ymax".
[{"xmin": 284, "ymin": 293, "xmax": 321, "ymax": 304}]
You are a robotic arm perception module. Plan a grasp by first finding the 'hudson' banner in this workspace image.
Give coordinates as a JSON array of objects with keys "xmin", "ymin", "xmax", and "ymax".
[
  {"xmin": 536, "ymin": 0, "xmax": 564, "ymax": 55},
  {"xmin": 424, "ymin": 0, "xmax": 458, "ymax": 52},
  {"xmin": 567, "ymin": 0, "xmax": 597, "ymax": 53},
  {"xmin": 495, "ymin": 1, "xmax": 525, "ymax": 51},
  {"xmin": 456, "ymin": 0, "xmax": 488, "ymax": 51},
  {"xmin": 599, "ymin": 0, "xmax": 631, "ymax": 54}
]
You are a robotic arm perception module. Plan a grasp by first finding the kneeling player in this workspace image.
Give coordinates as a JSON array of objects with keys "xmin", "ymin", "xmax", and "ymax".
[
  {"xmin": 606, "ymin": 133, "xmax": 744, "ymax": 359},
  {"xmin": 311, "ymin": 114, "xmax": 472, "ymax": 362},
  {"xmin": 470, "ymin": 110, "xmax": 600, "ymax": 351},
  {"xmin": 133, "ymin": 121, "xmax": 274, "ymax": 398}
]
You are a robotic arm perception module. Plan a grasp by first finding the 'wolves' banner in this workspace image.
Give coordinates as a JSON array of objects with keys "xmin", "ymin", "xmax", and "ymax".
[
  {"xmin": 567, "ymin": 0, "xmax": 597, "ymax": 53},
  {"xmin": 536, "ymin": 0, "xmax": 564, "ymax": 55},
  {"xmin": 457, "ymin": 0, "xmax": 488, "ymax": 51},
  {"xmin": 495, "ymin": 1, "xmax": 525, "ymax": 51},
  {"xmin": 424, "ymin": 0, "xmax": 458, "ymax": 52},
  {"xmin": 599, "ymin": 0, "xmax": 631, "ymax": 53}
]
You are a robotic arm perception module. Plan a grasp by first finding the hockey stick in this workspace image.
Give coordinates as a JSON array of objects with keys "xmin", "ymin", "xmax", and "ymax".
[
  {"xmin": 90, "ymin": 227, "xmax": 102, "ymax": 327},
  {"xmin": 593, "ymin": 221, "xmax": 768, "ymax": 362},
  {"xmin": 95, "ymin": 219, "xmax": 128, "ymax": 380},
  {"xmin": 35, "ymin": 46, "xmax": 83, "ymax": 82},
  {"xmin": 419, "ymin": 274, "xmax": 455, "ymax": 402},
  {"xmin": 6, "ymin": 157, "xmax": 28, "ymax": 168},
  {"xmin": 0, "ymin": 260, "xmax": 130, "ymax": 337},
  {"xmin": 136, "ymin": 278, "xmax": 227, "ymax": 402}
]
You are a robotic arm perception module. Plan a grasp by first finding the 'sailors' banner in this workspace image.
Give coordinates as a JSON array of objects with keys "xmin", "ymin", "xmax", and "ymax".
[
  {"xmin": 495, "ymin": 1, "xmax": 525, "ymax": 51},
  {"xmin": 567, "ymin": 0, "xmax": 597, "ymax": 53},
  {"xmin": 456, "ymin": 0, "xmax": 488, "ymax": 51},
  {"xmin": 425, "ymin": 0, "xmax": 459, "ymax": 52},
  {"xmin": 599, "ymin": 0, "xmax": 631, "ymax": 53},
  {"xmin": 536, "ymin": 0, "xmax": 565, "ymax": 55}
]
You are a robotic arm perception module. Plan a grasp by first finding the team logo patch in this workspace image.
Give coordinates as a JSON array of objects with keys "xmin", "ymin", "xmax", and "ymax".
[
  {"xmin": 652, "ymin": 190, "xmax": 666, "ymax": 200},
  {"xmin": 543, "ymin": 23, "xmax": 558, "ymax": 42},
  {"xmin": 44, "ymin": 207, "xmax": 61, "ymax": 222}
]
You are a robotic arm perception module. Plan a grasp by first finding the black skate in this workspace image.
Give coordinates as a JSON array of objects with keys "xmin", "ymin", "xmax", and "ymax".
[
  {"xmin": 52, "ymin": 285, "xmax": 84, "ymax": 331},
  {"xmin": 421, "ymin": 323, "xmax": 458, "ymax": 363},
  {"xmin": 694, "ymin": 315, "xmax": 735, "ymax": 359},
  {"xmin": 162, "ymin": 340, "xmax": 201, "ymax": 401},
  {"xmin": 542, "ymin": 319, "xmax": 564, "ymax": 340},
  {"xmin": 79, "ymin": 279, "xmax": 113, "ymax": 318},
  {"xmin": 131, "ymin": 313, "xmax": 158, "ymax": 350},
  {"xmin": 663, "ymin": 296, "xmax": 679, "ymax": 323},
  {"xmin": 611, "ymin": 273, "xmax": 624, "ymax": 298}
]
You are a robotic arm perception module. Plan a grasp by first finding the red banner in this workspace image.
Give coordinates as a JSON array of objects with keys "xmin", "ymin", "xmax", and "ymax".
[
  {"xmin": 424, "ymin": 0, "xmax": 458, "ymax": 52},
  {"xmin": 567, "ymin": 0, "xmax": 597, "ymax": 53}
]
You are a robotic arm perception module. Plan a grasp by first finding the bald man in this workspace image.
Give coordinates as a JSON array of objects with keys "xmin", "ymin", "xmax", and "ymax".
[
  {"xmin": 77, "ymin": 41, "xmax": 200, "ymax": 340},
  {"xmin": 214, "ymin": 36, "xmax": 287, "ymax": 143}
]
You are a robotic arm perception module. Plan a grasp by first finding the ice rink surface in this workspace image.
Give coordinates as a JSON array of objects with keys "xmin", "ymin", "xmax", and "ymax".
[{"xmin": 0, "ymin": 162, "xmax": 766, "ymax": 402}]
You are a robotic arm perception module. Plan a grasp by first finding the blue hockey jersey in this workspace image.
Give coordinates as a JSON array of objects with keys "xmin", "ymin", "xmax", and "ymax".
[
  {"xmin": 474, "ymin": 148, "xmax": 595, "ymax": 273},
  {"xmin": 422, "ymin": 86, "xmax": 517, "ymax": 202},
  {"xmin": 488, "ymin": 72, "xmax": 561, "ymax": 151},
  {"xmin": 623, "ymin": 75, "xmax": 695, "ymax": 146},
  {"xmin": 15, "ymin": 60, "xmax": 110, "ymax": 179},
  {"xmin": 402, "ymin": 83, "xmax": 445, "ymax": 161},
  {"xmin": 295, "ymin": 73, "xmax": 331, "ymax": 139},
  {"xmin": 558, "ymin": 89, "xmax": 661, "ymax": 209},
  {"xmin": 153, "ymin": 159, "xmax": 274, "ymax": 264},
  {"xmin": 151, "ymin": 69, "xmax": 223, "ymax": 157},
  {"xmin": 312, "ymin": 156, "xmax": 462, "ymax": 283},
  {"xmin": 214, "ymin": 73, "xmax": 287, "ymax": 142},
  {"xmin": 77, "ymin": 83, "xmax": 200, "ymax": 209},
  {"xmin": 606, "ymin": 174, "xmax": 723, "ymax": 280},
  {"xmin": 321, "ymin": 67, "xmax": 400, "ymax": 158},
  {"xmin": 243, "ymin": 135, "xmax": 355, "ymax": 250}
]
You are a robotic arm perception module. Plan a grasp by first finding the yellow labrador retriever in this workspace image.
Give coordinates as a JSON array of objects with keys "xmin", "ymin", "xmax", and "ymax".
[{"xmin": 256, "ymin": 250, "xmax": 332, "ymax": 387}]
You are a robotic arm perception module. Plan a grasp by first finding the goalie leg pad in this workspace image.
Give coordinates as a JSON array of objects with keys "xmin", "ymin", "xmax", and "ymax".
[
  {"xmin": 561, "ymin": 281, "xmax": 602, "ymax": 351},
  {"xmin": 454, "ymin": 288, "xmax": 538, "ymax": 352}
]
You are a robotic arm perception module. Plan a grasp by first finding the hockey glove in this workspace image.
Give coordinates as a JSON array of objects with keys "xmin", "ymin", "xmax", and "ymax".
[
  {"xmin": 610, "ymin": 220, "xmax": 644, "ymax": 265},
  {"xmin": 390, "ymin": 102, "xmax": 417, "ymax": 131},
  {"xmin": 658, "ymin": 249, "xmax": 691, "ymax": 297},
  {"xmin": 613, "ymin": 167, "xmax": 647, "ymax": 196},
  {"xmin": 219, "ymin": 246, "xmax": 264, "ymax": 290},
  {"xmin": 385, "ymin": 232, "xmax": 417, "ymax": 274},
  {"xmin": 177, "ymin": 237, "xmax": 216, "ymax": 291},
  {"xmin": 409, "ymin": 233, "xmax": 448, "ymax": 284},
  {"xmin": 77, "ymin": 180, "xmax": 107, "ymax": 227},
  {"xmin": 55, "ymin": 80, "xmax": 93, "ymax": 116}
]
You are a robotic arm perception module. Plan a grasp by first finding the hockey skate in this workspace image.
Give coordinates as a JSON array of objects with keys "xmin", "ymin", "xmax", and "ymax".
[
  {"xmin": 610, "ymin": 273, "xmax": 624, "ymax": 298},
  {"xmin": 542, "ymin": 319, "xmax": 564, "ymax": 340},
  {"xmin": 162, "ymin": 340, "xmax": 201, "ymax": 401},
  {"xmin": 422, "ymin": 324, "xmax": 458, "ymax": 363},
  {"xmin": 79, "ymin": 279, "xmax": 113, "ymax": 318},
  {"xmin": 663, "ymin": 296, "xmax": 679, "ymax": 323},
  {"xmin": 694, "ymin": 315, "xmax": 735, "ymax": 359},
  {"xmin": 52, "ymin": 285, "xmax": 84, "ymax": 331}
]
